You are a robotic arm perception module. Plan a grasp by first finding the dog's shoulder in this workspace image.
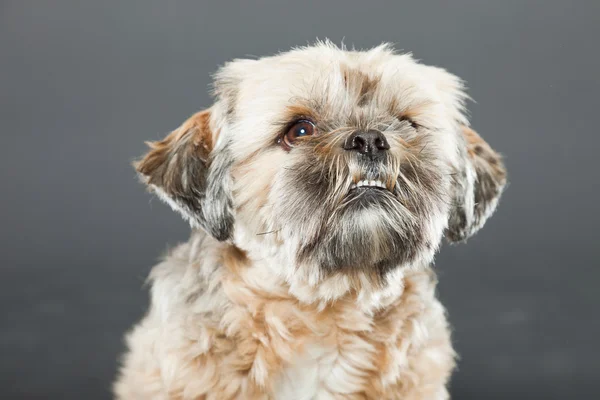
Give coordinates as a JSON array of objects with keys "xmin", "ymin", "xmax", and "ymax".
[{"xmin": 146, "ymin": 232, "xmax": 229, "ymax": 320}]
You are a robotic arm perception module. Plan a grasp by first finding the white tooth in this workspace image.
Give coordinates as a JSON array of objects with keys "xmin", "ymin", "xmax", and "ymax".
[
  {"xmin": 357, "ymin": 181, "xmax": 364, "ymax": 187},
  {"xmin": 368, "ymin": 180, "xmax": 375, "ymax": 187}
]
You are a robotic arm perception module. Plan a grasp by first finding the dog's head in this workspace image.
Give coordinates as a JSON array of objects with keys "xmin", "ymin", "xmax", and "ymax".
[{"xmin": 136, "ymin": 43, "xmax": 506, "ymax": 284}]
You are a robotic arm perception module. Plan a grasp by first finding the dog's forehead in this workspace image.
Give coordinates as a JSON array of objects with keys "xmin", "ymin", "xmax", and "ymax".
[{"xmin": 225, "ymin": 45, "xmax": 437, "ymax": 106}]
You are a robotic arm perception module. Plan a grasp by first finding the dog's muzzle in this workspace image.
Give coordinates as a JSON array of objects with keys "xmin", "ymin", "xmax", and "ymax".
[{"xmin": 344, "ymin": 129, "xmax": 395, "ymax": 193}]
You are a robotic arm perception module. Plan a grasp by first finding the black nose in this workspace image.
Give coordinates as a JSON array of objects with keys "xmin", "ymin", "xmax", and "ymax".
[{"xmin": 343, "ymin": 130, "xmax": 390, "ymax": 157}]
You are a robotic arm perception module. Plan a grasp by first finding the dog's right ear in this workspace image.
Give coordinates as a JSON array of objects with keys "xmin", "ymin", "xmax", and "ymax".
[{"xmin": 134, "ymin": 109, "xmax": 234, "ymax": 241}]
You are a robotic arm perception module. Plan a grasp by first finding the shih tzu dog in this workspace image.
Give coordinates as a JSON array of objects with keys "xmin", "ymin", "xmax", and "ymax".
[{"xmin": 115, "ymin": 42, "xmax": 506, "ymax": 400}]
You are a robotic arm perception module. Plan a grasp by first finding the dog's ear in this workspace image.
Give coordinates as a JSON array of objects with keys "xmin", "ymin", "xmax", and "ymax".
[
  {"xmin": 446, "ymin": 126, "xmax": 507, "ymax": 242},
  {"xmin": 135, "ymin": 109, "xmax": 234, "ymax": 241},
  {"xmin": 421, "ymin": 65, "xmax": 507, "ymax": 242}
]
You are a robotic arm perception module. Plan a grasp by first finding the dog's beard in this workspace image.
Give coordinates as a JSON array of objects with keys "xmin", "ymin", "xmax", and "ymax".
[{"xmin": 271, "ymin": 141, "xmax": 448, "ymax": 279}]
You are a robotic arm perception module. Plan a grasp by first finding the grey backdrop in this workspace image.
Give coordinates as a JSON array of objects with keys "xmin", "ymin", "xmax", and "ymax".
[{"xmin": 1, "ymin": 1, "xmax": 599, "ymax": 399}]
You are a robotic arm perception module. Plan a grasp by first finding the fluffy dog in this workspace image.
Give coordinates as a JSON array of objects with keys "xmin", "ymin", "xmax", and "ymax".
[{"xmin": 114, "ymin": 42, "xmax": 506, "ymax": 400}]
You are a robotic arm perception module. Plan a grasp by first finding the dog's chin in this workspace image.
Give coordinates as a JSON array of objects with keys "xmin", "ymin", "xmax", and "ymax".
[
  {"xmin": 345, "ymin": 185, "xmax": 393, "ymax": 206},
  {"xmin": 297, "ymin": 187, "xmax": 424, "ymax": 278}
]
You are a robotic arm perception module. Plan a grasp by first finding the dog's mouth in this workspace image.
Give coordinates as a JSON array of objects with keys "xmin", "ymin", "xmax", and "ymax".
[{"xmin": 349, "ymin": 179, "xmax": 392, "ymax": 192}]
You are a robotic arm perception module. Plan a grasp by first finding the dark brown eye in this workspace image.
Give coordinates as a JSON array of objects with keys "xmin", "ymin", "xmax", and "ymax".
[
  {"xmin": 280, "ymin": 120, "xmax": 316, "ymax": 150},
  {"xmin": 399, "ymin": 115, "xmax": 419, "ymax": 129}
]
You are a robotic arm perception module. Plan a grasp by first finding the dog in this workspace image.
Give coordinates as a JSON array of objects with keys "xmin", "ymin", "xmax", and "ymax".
[{"xmin": 114, "ymin": 42, "xmax": 506, "ymax": 400}]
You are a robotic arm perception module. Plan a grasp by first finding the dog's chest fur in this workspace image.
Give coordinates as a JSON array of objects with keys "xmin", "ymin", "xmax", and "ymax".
[{"xmin": 115, "ymin": 237, "xmax": 455, "ymax": 399}]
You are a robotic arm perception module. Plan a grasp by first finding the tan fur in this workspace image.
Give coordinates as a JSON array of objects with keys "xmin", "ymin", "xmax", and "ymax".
[
  {"xmin": 463, "ymin": 126, "xmax": 505, "ymax": 178},
  {"xmin": 136, "ymin": 110, "xmax": 214, "ymax": 179},
  {"xmin": 115, "ymin": 232, "xmax": 453, "ymax": 400}
]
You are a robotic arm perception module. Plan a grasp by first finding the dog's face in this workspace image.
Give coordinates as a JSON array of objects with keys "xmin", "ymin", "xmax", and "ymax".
[{"xmin": 136, "ymin": 43, "xmax": 506, "ymax": 285}]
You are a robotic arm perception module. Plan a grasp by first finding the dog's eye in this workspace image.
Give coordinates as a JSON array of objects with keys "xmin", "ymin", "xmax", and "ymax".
[
  {"xmin": 399, "ymin": 115, "xmax": 419, "ymax": 129},
  {"xmin": 280, "ymin": 120, "xmax": 316, "ymax": 150}
]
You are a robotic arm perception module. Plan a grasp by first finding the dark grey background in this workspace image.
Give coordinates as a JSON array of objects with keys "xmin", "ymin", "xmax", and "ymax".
[{"xmin": 1, "ymin": 1, "xmax": 599, "ymax": 399}]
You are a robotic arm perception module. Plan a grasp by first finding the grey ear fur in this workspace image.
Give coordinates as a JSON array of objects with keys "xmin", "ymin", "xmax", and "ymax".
[
  {"xmin": 135, "ymin": 109, "xmax": 234, "ymax": 241},
  {"xmin": 446, "ymin": 126, "xmax": 507, "ymax": 242}
]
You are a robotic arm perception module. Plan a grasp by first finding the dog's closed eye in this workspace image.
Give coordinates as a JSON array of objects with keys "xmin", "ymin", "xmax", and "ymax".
[{"xmin": 398, "ymin": 115, "xmax": 419, "ymax": 129}]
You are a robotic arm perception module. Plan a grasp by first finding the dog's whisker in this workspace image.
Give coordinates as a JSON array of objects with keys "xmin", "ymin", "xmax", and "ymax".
[{"xmin": 256, "ymin": 228, "xmax": 282, "ymax": 236}]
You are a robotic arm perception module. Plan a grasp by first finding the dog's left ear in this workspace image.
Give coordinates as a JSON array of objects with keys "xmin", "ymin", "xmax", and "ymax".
[
  {"xmin": 422, "ymin": 65, "xmax": 507, "ymax": 242},
  {"xmin": 446, "ymin": 126, "xmax": 507, "ymax": 242},
  {"xmin": 134, "ymin": 109, "xmax": 234, "ymax": 241}
]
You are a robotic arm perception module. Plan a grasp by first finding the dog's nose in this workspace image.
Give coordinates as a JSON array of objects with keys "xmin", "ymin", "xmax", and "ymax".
[{"xmin": 343, "ymin": 130, "xmax": 390, "ymax": 157}]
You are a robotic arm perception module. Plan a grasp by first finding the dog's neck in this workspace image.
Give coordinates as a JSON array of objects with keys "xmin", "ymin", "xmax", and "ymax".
[{"xmin": 192, "ymin": 230, "xmax": 435, "ymax": 314}]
